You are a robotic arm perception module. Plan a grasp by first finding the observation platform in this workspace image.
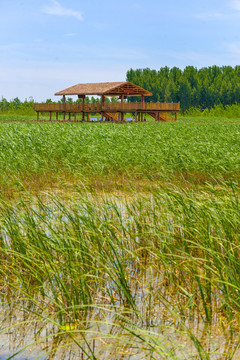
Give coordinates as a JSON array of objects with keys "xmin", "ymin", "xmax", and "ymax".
[{"xmin": 34, "ymin": 82, "xmax": 180, "ymax": 122}]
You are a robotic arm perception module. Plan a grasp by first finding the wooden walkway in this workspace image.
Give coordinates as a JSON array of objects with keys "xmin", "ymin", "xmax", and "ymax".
[{"xmin": 34, "ymin": 102, "xmax": 180, "ymax": 122}]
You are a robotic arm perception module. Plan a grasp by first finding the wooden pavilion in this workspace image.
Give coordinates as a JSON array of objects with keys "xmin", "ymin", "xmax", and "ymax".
[{"xmin": 34, "ymin": 82, "xmax": 180, "ymax": 122}]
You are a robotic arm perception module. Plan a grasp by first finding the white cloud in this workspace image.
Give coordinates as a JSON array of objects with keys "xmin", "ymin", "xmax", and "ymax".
[
  {"xmin": 195, "ymin": 2, "xmax": 240, "ymax": 21},
  {"xmin": 231, "ymin": 0, "xmax": 240, "ymax": 11},
  {"xmin": 43, "ymin": 0, "xmax": 83, "ymax": 21}
]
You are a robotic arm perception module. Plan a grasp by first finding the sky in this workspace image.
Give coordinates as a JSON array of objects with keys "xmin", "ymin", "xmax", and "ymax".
[{"xmin": 0, "ymin": 0, "xmax": 240, "ymax": 101}]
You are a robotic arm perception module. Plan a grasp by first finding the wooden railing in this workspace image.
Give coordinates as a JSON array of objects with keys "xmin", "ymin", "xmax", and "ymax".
[{"xmin": 34, "ymin": 102, "xmax": 180, "ymax": 113}]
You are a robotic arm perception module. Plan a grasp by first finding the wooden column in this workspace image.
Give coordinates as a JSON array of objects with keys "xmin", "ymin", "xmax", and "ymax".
[
  {"xmin": 63, "ymin": 96, "xmax": 66, "ymax": 122},
  {"xmin": 82, "ymin": 96, "xmax": 85, "ymax": 121},
  {"xmin": 101, "ymin": 96, "xmax": 105, "ymax": 120},
  {"xmin": 141, "ymin": 96, "xmax": 145, "ymax": 122},
  {"xmin": 74, "ymin": 113, "xmax": 77, "ymax": 122},
  {"xmin": 49, "ymin": 112, "xmax": 52, "ymax": 121},
  {"xmin": 56, "ymin": 112, "xmax": 58, "ymax": 121}
]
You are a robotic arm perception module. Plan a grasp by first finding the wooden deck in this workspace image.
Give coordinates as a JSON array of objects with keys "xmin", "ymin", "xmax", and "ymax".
[
  {"xmin": 35, "ymin": 102, "xmax": 179, "ymax": 112},
  {"xmin": 34, "ymin": 102, "xmax": 180, "ymax": 122}
]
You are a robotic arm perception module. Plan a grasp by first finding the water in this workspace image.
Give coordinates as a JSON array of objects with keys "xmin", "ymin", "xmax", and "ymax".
[{"xmin": 1, "ymin": 193, "xmax": 240, "ymax": 359}]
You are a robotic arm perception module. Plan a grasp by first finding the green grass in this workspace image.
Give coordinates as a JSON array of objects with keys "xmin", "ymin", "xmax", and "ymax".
[
  {"xmin": 1, "ymin": 119, "xmax": 240, "ymax": 359},
  {"xmin": 1, "ymin": 184, "xmax": 240, "ymax": 359},
  {"xmin": 0, "ymin": 121, "xmax": 240, "ymax": 197}
]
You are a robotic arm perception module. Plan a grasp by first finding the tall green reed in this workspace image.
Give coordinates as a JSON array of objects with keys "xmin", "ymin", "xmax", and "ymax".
[{"xmin": 1, "ymin": 183, "xmax": 240, "ymax": 358}]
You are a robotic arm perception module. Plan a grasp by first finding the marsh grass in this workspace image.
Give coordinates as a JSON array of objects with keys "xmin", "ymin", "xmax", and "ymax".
[
  {"xmin": 1, "ymin": 120, "xmax": 240, "ymax": 358},
  {"xmin": 1, "ymin": 182, "xmax": 240, "ymax": 359},
  {"xmin": 0, "ymin": 121, "xmax": 240, "ymax": 198}
]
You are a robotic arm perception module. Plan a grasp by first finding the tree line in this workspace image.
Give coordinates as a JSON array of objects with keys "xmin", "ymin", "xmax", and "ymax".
[
  {"xmin": 0, "ymin": 96, "xmax": 120, "ymax": 115},
  {"xmin": 126, "ymin": 66, "xmax": 240, "ymax": 111},
  {"xmin": 1, "ymin": 65, "xmax": 240, "ymax": 115}
]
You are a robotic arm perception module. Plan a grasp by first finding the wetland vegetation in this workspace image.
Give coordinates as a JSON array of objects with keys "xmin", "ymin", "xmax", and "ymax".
[{"xmin": 0, "ymin": 119, "xmax": 240, "ymax": 359}]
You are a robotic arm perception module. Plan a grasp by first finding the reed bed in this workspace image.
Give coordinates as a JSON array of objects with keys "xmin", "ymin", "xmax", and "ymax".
[
  {"xmin": 1, "ymin": 183, "xmax": 240, "ymax": 359},
  {"xmin": 1, "ymin": 121, "xmax": 240, "ymax": 359},
  {"xmin": 0, "ymin": 121, "xmax": 240, "ymax": 197}
]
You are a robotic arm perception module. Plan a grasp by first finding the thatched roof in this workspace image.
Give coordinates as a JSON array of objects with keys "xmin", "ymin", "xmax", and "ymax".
[{"xmin": 55, "ymin": 82, "xmax": 152, "ymax": 97}]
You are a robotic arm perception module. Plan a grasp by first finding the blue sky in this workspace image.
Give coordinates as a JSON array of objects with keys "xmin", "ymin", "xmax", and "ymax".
[{"xmin": 0, "ymin": 0, "xmax": 240, "ymax": 101}]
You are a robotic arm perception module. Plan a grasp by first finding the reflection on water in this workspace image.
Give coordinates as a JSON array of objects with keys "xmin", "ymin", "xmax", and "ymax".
[
  {"xmin": 1, "ymin": 287, "xmax": 240, "ymax": 359},
  {"xmin": 1, "ymin": 191, "xmax": 240, "ymax": 359}
]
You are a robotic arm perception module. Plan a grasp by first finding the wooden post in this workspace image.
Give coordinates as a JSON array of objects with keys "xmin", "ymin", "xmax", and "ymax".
[
  {"xmin": 56, "ymin": 112, "xmax": 58, "ymax": 121},
  {"xmin": 82, "ymin": 96, "xmax": 85, "ymax": 121},
  {"xmin": 134, "ymin": 112, "xmax": 137, "ymax": 122},
  {"xmin": 49, "ymin": 112, "xmax": 52, "ymax": 121},
  {"xmin": 101, "ymin": 96, "xmax": 105, "ymax": 119},
  {"xmin": 63, "ymin": 96, "xmax": 66, "ymax": 121},
  {"xmin": 74, "ymin": 113, "xmax": 77, "ymax": 122}
]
